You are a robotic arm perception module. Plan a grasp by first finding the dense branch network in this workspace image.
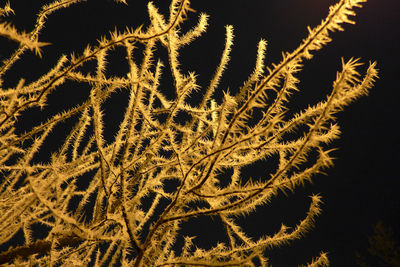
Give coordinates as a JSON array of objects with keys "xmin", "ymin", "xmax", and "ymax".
[{"xmin": 0, "ymin": 0, "xmax": 377, "ymax": 266}]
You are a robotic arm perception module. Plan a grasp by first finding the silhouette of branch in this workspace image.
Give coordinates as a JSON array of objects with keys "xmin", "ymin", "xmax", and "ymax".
[{"xmin": 0, "ymin": 233, "xmax": 82, "ymax": 265}]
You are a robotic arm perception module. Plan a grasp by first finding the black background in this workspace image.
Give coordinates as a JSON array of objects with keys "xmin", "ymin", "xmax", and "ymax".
[{"xmin": 1, "ymin": 0, "xmax": 399, "ymax": 266}]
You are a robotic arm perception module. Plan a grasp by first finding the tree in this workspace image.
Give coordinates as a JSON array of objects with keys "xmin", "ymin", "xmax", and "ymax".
[
  {"xmin": 0, "ymin": 0, "xmax": 378, "ymax": 266},
  {"xmin": 356, "ymin": 220, "xmax": 400, "ymax": 267}
]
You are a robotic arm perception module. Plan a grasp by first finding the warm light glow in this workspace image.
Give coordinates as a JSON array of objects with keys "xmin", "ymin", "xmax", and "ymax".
[{"xmin": 0, "ymin": 0, "xmax": 377, "ymax": 266}]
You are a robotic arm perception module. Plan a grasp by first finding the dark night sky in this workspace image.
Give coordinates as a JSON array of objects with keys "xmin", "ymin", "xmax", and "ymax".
[{"xmin": 1, "ymin": 0, "xmax": 399, "ymax": 266}]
